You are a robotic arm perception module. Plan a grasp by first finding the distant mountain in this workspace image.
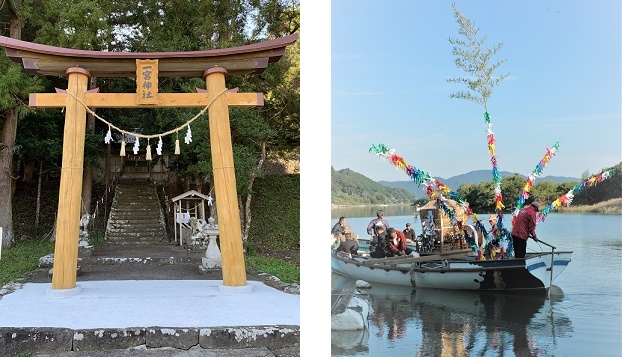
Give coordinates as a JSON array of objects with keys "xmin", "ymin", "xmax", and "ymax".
[
  {"xmin": 331, "ymin": 167, "xmax": 415, "ymax": 205},
  {"xmin": 380, "ymin": 170, "xmax": 581, "ymax": 198}
]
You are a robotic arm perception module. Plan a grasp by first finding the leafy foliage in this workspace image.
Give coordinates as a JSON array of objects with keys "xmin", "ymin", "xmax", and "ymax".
[
  {"xmin": 4, "ymin": 0, "xmax": 299, "ymax": 193},
  {"xmin": 247, "ymin": 174, "xmax": 299, "ymax": 251},
  {"xmin": 332, "ymin": 167, "xmax": 415, "ymax": 205},
  {"xmin": 456, "ymin": 163, "xmax": 622, "ymax": 212},
  {"xmin": 447, "ymin": 4, "xmax": 508, "ymax": 111},
  {"xmin": 381, "ymin": 170, "xmax": 581, "ymax": 199}
]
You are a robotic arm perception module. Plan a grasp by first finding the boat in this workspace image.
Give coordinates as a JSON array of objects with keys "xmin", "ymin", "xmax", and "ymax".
[
  {"xmin": 331, "ymin": 248, "xmax": 571, "ymax": 295},
  {"xmin": 331, "ymin": 199, "xmax": 573, "ymax": 295}
]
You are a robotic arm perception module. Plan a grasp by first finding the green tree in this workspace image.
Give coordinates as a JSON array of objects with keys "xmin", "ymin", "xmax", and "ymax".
[
  {"xmin": 0, "ymin": 0, "xmax": 44, "ymax": 249},
  {"xmin": 0, "ymin": 0, "xmax": 299, "ymax": 248}
]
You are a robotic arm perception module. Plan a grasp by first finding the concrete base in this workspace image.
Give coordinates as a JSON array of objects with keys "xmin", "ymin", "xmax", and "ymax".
[
  {"xmin": 218, "ymin": 284, "xmax": 253, "ymax": 294},
  {"xmin": 46, "ymin": 284, "xmax": 83, "ymax": 298}
]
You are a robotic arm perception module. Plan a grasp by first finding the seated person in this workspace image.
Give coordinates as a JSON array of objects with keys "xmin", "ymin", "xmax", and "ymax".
[
  {"xmin": 341, "ymin": 225, "xmax": 359, "ymax": 242},
  {"xmin": 337, "ymin": 232, "xmax": 359, "ymax": 255},
  {"xmin": 332, "ymin": 217, "xmax": 346, "ymax": 236},
  {"xmin": 387, "ymin": 227, "xmax": 414, "ymax": 257},
  {"xmin": 370, "ymin": 225, "xmax": 389, "ymax": 258},
  {"xmin": 403, "ymin": 223, "xmax": 416, "ymax": 243}
]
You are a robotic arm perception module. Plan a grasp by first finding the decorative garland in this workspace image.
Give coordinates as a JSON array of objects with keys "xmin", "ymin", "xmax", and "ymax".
[
  {"xmin": 513, "ymin": 141, "xmax": 561, "ymax": 216},
  {"xmin": 65, "ymin": 88, "xmax": 228, "ymax": 159},
  {"xmin": 537, "ymin": 168, "xmax": 617, "ymax": 223},
  {"xmin": 368, "ymin": 144, "xmax": 471, "ymax": 213},
  {"xmin": 483, "ymin": 112, "xmax": 511, "ymax": 259},
  {"xmin": 369, "ymin": 144, "xmax": 481, "ymax": 254},
  {"xmin": 484, "ymin": 112, "xmax": 504, "ymax": 212}
]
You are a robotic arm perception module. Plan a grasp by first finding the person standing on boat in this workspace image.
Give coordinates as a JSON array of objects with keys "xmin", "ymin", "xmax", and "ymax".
[
  {"xmin": 332, "ymin": 217, "xmax": 346, "ymax": 236},
  {"xmin": 403, "ymin": 223, "xmax": 416, "ymax": 243},
  {"xmin": 510, "ymin": 202, "xmax": 540, "ymax": 259},
  {"xmin": 387, "ymin": 227, "xmax": 415, "ymax": 257},
  {"xmin": 367, "ymin": 210, "xmax": 390, "ymax": 239}
]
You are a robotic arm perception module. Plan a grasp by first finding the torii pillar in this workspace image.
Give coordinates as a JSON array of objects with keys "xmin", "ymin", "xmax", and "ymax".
[
  {"xmin": 51, "ymin": 67, "xmax": 90, "ymax": 292},
  {"xmin": 204, "ymin": 67, "xmax": 246, "ymax": 288},
  {"xmin": 0, "ymin": 33, "xmax": 298, "ymax": 294}
]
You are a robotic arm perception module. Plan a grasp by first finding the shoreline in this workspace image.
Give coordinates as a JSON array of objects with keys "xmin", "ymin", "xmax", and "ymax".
[{"xmin": 332, "ymin": 198, "xmax": 622, "ymax": 215}]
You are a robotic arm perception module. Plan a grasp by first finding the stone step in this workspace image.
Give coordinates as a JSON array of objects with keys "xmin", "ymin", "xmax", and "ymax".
[
  {"xmin": 110, "ymin": 202, "xmax": 159, "ymax": 206},
  {"xmin": 109, "ymin": 214, "xmax": 161, "ymax": 218},
  {"xmin": 107, "ymin": 231, "xmax": 166, "ymax": 239},
  {"xmin": 109, "ymin": 213, "xmax": 162, "ymax": 219},
  {"xmin": 105, "ymin": 238, "xmax": 166, "ymax": 243},
  {"xmin": 106, "ymin": 233, "xmax": 168, "ymax": 242},
  {"xmin": 107, "ymin": 224, "xmax": 164, "ymax": 229},
  {"xmin": 117, "ymin": 194, "xmax": 158, "ymax": 204},
  {"xmin": 102, "ymin": 240, "xmax": 172, "ymax": 246},
  {"xmin": 105, "ymin": 183, "xmax": 167, "ymax": 244},
  {"xmin": 106, "ymin": 231, "xmax": 165, "ymax": 238},
  {"xmin": 108, "ymin": 227, "xmax": 165, "ymax": 236},
  {"xmin": 107, "ymin": 221, "xmax": 168, "ymax": 228},
  {"xmin": 39, "ymin": 254, "xmax": 200, "ymax": 268}
]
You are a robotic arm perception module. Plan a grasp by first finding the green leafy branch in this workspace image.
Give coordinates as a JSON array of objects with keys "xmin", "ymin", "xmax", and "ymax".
[{"xmin": 447, "ymin": 3, "xmax": 509, "ymax": 112}]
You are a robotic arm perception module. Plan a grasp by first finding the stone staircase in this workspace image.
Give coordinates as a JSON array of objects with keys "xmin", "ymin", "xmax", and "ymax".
[{"xmin": 104, "ymin": 181, "xmax": 168, "ymax": 244}]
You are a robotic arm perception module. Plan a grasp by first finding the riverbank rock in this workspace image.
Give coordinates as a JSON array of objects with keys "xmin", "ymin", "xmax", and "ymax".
[
  {"xmin": 331, "ymin": 296, "xmax": 369, "ymax": 331},
  {"xmin": 355, "ymin": 280, "xmax": 371, "ymax": 289}
]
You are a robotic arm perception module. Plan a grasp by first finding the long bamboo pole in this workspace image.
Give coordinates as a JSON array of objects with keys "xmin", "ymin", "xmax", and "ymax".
[
  {"xmin": 204, "ymin": 67, "xmax": 247, "ymax": 287},
  {"xmin": 51, "ymin": 67, "xmax": 90, "ymax": 290}
]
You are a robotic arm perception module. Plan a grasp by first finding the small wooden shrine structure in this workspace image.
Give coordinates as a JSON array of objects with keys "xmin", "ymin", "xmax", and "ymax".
[
  {"xmin": 0, "ymin": 33, "xmax": 297, "ymax": 293},
  {"xmin": 171, "ymin": 190, "xmax": 211, "ymax": 246},
  {"xmin": 419, "ymin": 199, "xmax": 469, "ymax": 253}
]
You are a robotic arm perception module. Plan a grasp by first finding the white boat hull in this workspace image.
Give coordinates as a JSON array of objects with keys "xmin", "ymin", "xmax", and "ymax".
[{"xmin": 331, "ymin": 249, "xmax": 572, "ymax": 294}]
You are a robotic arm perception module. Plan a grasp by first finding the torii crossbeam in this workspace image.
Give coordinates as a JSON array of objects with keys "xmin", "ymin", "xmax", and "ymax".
[{"xmin": 0, "ymin": 34, "xmax": 297, "ymax": 294}]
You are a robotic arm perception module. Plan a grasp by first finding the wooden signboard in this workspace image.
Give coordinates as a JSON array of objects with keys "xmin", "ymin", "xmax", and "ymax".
[{"xmin": 136, "ymin": 59, "xmax": 158, "ymax": 105}]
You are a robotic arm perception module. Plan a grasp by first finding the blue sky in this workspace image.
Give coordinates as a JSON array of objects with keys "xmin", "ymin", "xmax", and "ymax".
[{"xmin": 331, "ymin": 0, "xmax": 621, "ymax": 182}]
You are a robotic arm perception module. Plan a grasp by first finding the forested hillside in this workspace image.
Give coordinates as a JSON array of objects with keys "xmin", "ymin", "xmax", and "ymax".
[
  {"xmin": 332, "ymin": 164, "xmax": 620, "ymax": 210},
  {"xmin": 331, "ymin": 167, "xmax": 414, "ymax": 205},
  {"xmin": 570, "ymin": 162, "xmax": 622, "ymax": 205},
  {"xmin": 381, "ymin": 170, "xmax": 580, "ymax": 198}
]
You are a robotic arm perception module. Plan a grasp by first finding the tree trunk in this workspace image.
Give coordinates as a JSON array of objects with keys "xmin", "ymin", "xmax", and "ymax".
[
  {"xmin": 0, "ymin": 108, "xmax": 18, "ymax": 248},
  {"xmin": 242, "ymin": 142, "xmax": 266, "ymax": 241},
  {"xmin": 195, "ymin": 176, "xmax": 202, "ymax": 194},
  {"xmin": 35, "ymin": 160, "xmax": 42, "ymax": 228},
  {"xmin": 81, "ymin": 77, "xmax": 97, "ymax": 216},
  {"xmin": 0, "ymin": 0, "xmax": 24, "ymax": 249},
  {"xmin": 23, "ymin": 160, "xmax": 35, "ymax": 182}
]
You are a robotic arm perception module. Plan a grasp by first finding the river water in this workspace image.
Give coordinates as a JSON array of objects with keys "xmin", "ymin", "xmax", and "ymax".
[{"xmin": 331, "ymin": 207, "xmax": 622, "ymax": 356}]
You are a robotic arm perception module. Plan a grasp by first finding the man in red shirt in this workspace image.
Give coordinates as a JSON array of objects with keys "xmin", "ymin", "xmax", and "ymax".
[
  {"xmin": 387, "ymin": 227, "xmax": 414, "ymax": 257},
  {"xmin": 511, "ymin": 201, "xmax": 540, "ymax": 259}
]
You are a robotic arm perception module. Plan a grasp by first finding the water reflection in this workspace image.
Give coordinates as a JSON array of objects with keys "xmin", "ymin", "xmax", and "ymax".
[
  {"xmin": 332, "ymin": 276, "xmax": 573, "ymax": 356},
  {"xmin": 332, "ymin": 274, "xmax": 370, "ymax": 354}
]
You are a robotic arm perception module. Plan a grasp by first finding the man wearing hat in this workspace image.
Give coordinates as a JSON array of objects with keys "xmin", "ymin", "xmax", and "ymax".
[
  {"xmin": 403, "ymin": 223, "xmax": 416, "ymax": 243},
  {"xmin": 511, "ymin": 201, "xmax": 540, "ymax": 259}
]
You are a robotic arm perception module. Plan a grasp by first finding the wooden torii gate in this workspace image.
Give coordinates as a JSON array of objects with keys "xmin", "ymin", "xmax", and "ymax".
[{"xmin": 0, "ymin": 34, "xmax": 298, "ymax": 293}]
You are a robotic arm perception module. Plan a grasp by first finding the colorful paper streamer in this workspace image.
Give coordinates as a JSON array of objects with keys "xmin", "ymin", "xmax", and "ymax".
[
  {"xmin": 513, "ymin": 141, "xmax": 561, "ymax": 216},
  {"xmin": 537, "ymin": 167, "xmax": 617, "ymax": 223}
]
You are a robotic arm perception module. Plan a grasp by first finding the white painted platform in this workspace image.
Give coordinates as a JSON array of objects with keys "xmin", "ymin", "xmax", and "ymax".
[{"xmin": 0, "ymin": 280, "xmax": 299, "ymax": 329}]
